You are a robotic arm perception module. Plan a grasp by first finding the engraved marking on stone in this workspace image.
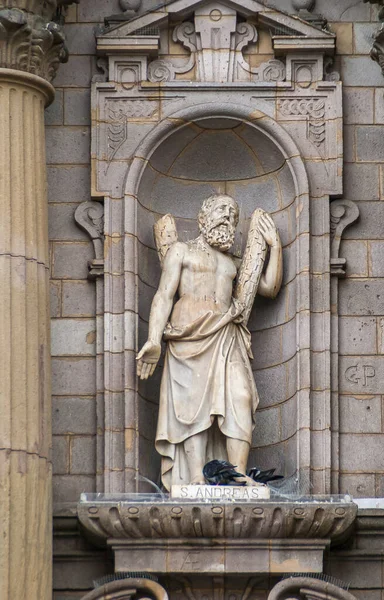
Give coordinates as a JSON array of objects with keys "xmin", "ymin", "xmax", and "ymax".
[
  {"xmin": 253, "ymin": 507, "xmax": 264, "ymax": 515},
  {"xmin": 182, "ymin": 551, "xmax": 201, "ymax": 570},
  {"xmin": 212, "ymin": 506, "xmax": 223, "ymax": 515},
  {"xmin": 345, "ymin": 365, "xmax": 376, "ymax": 387},
  {"xmin": 210, "ymin": 9, "xmax": 222, "ymax": 21}
]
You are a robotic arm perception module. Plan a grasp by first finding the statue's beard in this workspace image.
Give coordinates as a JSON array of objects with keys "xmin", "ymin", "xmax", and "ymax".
[{"xmin": 202, "ymin": 222, "xmax": 235, "ymax": 252}]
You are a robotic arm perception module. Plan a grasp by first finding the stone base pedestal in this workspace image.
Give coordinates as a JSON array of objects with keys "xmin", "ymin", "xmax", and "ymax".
[{"xmin": 111, "ymin": 538, "xmax": 328, "ymax": 574}]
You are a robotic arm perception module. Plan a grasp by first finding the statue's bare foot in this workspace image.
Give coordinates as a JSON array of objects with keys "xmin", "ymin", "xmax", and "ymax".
[
  {"xmin": 244, "ymin": 475, "xmax": 267, "ymax": 487},
  {"xmin": 190, "ymin": 477, "xmax": 206, "ymax": 485}
]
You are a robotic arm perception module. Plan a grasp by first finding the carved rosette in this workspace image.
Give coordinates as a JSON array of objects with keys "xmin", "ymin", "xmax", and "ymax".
[{"xmin": 0, "ymin": 0, "xmax": 77, "ymax": 82}]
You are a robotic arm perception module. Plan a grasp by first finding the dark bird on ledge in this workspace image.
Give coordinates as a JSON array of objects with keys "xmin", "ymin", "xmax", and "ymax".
[
  {"xmin": 247, "ymin": 467, "xmax": 284, "ymax": 484},
  {"xmin": 203, "ymin": 460, "xmax": 247, "ymax": 486}
]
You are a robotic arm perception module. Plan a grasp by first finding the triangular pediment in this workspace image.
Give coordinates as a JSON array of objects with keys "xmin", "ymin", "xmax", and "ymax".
[{"xmin": 100, "ymin": 0, "xmax": 334, "ymax": 42}]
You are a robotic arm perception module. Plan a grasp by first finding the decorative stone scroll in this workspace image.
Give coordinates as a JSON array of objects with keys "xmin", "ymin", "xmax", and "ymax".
[
  {"xmin": 81, "ymin": 578, "xmax": 169, "ymax": 600},
  {"xmin": 330, "ymin": 200, "xmax": 360, "ymax": 277},
  {"xmin": 268, "ymin": 577, "xmax": 358, "ymax": 600},
  {"xmin": 147, "ymin": 7, "xmax": 285, "ymax": 83},
  {"xmin": 75, "ymin": 201, "xmax": 105, "ymax": 279}
]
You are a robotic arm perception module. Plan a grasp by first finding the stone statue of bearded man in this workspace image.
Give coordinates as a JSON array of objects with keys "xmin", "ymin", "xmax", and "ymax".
[{"xmin": 137, "ymin": 194, "xmax": 283, "ymax": 491}]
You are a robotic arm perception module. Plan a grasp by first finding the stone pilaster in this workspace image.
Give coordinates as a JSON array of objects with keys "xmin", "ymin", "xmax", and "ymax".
[{"xmin": 0, "ymin": 1, "xmax": 73, "ymax": 598}]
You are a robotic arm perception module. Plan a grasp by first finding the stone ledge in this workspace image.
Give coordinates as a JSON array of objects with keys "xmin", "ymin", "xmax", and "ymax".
[{"xmin": 77, "ymin": 500, "xmax": 357, "ymax": 543}]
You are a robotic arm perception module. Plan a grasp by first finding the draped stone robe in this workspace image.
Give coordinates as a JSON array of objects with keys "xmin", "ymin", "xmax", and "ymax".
[{"xmin": 155, "ymin": 298, "xmax": 259, "ymax": 491}]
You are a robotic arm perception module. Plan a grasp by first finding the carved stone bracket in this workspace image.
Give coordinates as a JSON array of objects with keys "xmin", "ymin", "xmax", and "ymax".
[
  {"xmin": 330, "ymin": 200, "xmax": 360, "ymax": 277},
  {"xmin": 81, "ymin": 578, "xmax": 169, "ymax": 600},
  {"xmin": 75, "ymin": 201, "xmax": 105, "ymax": 280},
  {"xmin": 268, "ymin": 576, "xmax": 358, "ymax": 600}
]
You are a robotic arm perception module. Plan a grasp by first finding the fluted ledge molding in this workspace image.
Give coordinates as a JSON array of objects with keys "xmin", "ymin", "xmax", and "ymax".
[
  {"xmin": 78, "ymin": 500, "xmax": 357, "ymax": 543},
  {"xmin": 0, "ymin": 1, "xmax": 78, "ymax": 82}
]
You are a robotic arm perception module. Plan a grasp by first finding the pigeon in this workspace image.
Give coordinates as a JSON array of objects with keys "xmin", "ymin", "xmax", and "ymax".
[
  {"xmin": 247, "ymin": 467, "xmax": 284, "ymax": 485},
  {"xmin": 203, "ymin": 460, "xmax": 247, "ymax": 486}
]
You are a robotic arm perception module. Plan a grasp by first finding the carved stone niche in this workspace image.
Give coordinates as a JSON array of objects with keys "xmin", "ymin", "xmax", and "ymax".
[
  {"xmin": 268, "ymin": 576, "xmax": 358, "ymax": 600},
  {"xmin": 89, "ymin": 0, "xmax": 348, "ymax": 500},
  {"xmin": 81, "ymin": 577, "xmax": 168, "ymax": 600}
]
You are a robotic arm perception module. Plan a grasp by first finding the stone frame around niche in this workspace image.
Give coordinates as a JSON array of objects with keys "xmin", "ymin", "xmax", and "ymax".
[{"xmin": 85, "ymin": 0, "xmax": 348, "ymax": 496}]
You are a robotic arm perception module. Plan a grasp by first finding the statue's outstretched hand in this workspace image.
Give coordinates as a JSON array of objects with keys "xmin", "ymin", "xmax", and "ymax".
[
  {"xmin": 258, "ymin": 213, "xmax": 280, "ymax": 247},
  {"xmin": 136, "ymin": 341, "xmax": 161, "ymax": 380}
]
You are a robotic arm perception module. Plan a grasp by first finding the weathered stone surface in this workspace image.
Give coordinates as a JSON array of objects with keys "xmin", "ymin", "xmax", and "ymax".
[
  {"xmin": 52, "ymin": 357, "xmax": 96, "ymax": 395},
  {"xmin": 62, "ymin": 281, "xmax": 96, "ymax": 317},
  {"xmin": 339, "ymin": 316, "xmax": 377, "ymax": 354},
  {"xmin": 343, "ymin": 163, "xmax": 379, "ymax": 199},
  {"xmin": 343, "ymin": 88, "xmax": 374, "ymax": 124},
  {"xmin": 53, "ymin": 474, "xmax": 95, "ymax": 504},
  {"xmin": 340, "ymin": 395, "xmax": 382, "ymax": 433},
  {"xmin": 52, "ymin": 242, "xmax": 94, "ymax": 279},
  {"xmin": 46, "ymin": 126, "xmax": 90, "ymax": 165},
  {"xmin": 52, "ymin": 397, "xmax": 96, "ymax": 435},
  {"xmin": 356, "ymin": 126, "xmax": 384, "ymax": 161},
  {"xmin": 64, "ymin": 89, "xmax": 91, "ymax": 126},
  {"xmin": 341, "ymin": 57, "xmax": 384, "ymax": 86},
  {"xmin": 51, "ymin": 319, "xmax": 96, "ymax": 356},
  {"xmin": 47, "ymin": 165, "xmax": 90, "ymax": 203},
  {"xmin": 339, "ymin": 280, "xmax": 384, "ymax": 315},
  {"xmin": 71, "ymin": 436, "xmax": 96, "ymax": 474}
]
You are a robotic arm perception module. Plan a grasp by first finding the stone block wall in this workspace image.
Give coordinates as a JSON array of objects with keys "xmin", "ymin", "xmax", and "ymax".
[{"xmin": 47, "ymin": 2, "xmax": 98, "ymax": 505}]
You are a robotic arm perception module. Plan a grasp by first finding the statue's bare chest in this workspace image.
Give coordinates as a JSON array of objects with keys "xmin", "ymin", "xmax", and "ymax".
[{"xmin": 183, "ymin": 246, "xmax": 237, "ymax": 280}]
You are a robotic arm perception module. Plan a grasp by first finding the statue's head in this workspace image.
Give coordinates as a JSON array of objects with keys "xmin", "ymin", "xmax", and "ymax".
[{"xmin": 198, "ymin": 194, "xmax": 239, "ymax": 252}]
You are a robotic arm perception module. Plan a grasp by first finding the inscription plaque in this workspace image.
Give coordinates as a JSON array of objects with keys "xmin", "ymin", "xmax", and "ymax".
[{"xmin": 171, "ymin": 484, "xmax": 271, "ymax": 500}]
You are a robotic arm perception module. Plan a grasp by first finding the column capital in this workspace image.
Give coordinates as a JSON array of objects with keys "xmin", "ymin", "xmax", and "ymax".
[{"xmin": 0, "ymin": 0, "xmax": 79, "ymax": 82}]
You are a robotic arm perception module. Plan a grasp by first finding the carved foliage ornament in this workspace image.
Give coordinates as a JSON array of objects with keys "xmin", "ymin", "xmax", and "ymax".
[
  {"xmin": 0, "ymin": 7, "xmax": 69, "ymax": 81},
  {"xmin": 278, "ymin": 98, "xmax": 326, "ymax": 146}
]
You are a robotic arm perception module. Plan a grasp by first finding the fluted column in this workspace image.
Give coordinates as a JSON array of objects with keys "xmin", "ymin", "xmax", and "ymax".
[{"xmin": 0, "ymin": 2, "xmax": 72, "ymax": 598}]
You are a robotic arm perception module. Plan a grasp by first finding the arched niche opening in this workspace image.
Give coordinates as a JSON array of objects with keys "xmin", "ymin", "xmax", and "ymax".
[{"xmin": 132, "ymin": 113, "xmax": 307, "ymax": 486}]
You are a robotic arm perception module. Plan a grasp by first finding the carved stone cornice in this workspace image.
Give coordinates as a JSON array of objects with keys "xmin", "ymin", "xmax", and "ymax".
[
  {"xmin": 78, "ymin": 500, "xmax": 357, "ymax": 544},
  {"xmin": 0, "ymin": 1, "xmax": 78, "ymax": 82}
]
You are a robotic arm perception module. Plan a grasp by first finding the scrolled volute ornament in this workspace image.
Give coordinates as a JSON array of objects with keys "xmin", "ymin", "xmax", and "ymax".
[
  {"xmin": 148, "ymin": 58, "xmax": 174, "ymax": 82},
  {"xmin": 268, "ymin": 577, "xmax": 358, "ymax": 600}
]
